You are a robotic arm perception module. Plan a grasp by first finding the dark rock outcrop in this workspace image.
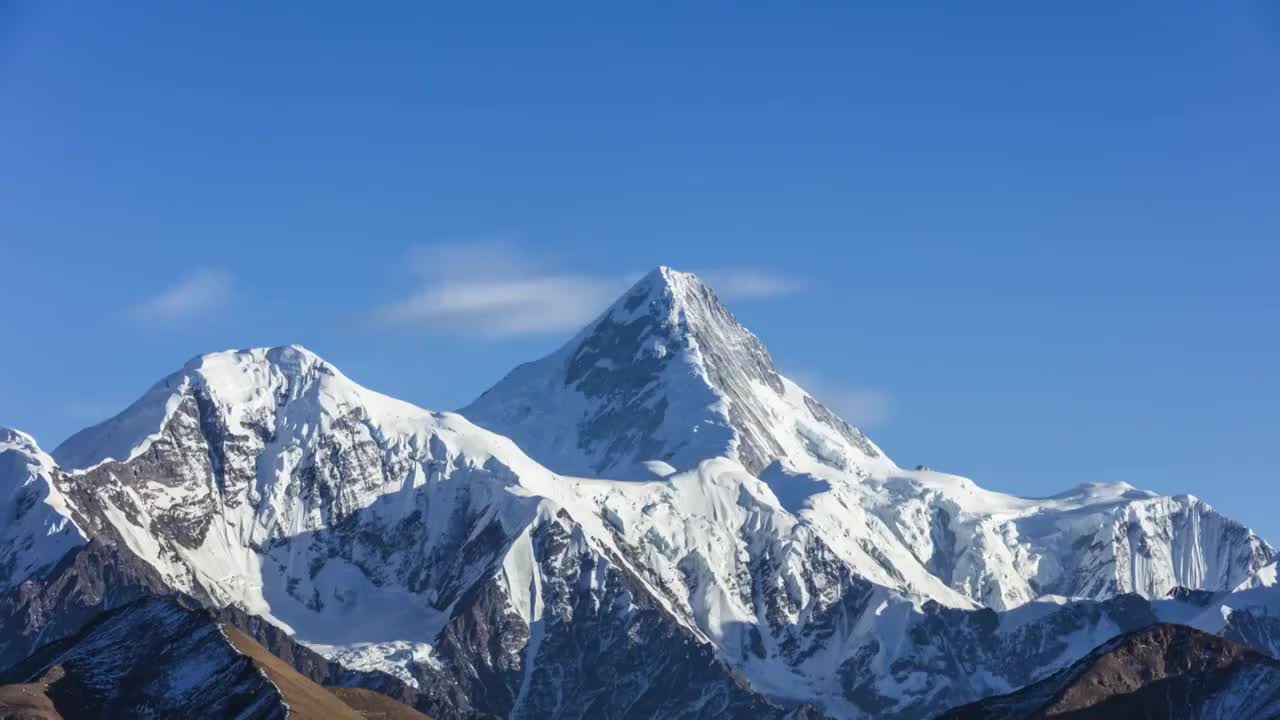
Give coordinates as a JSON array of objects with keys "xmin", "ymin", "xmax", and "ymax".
[{"xmin": 939, "ymin": 624, "xmax": 1280, "ymax": 720}]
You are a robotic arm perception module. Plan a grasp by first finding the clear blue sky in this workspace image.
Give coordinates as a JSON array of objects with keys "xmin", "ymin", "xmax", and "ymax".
[{"xmin": 2, "ymin": 3, "xmax": 1277, "ymax": 538}]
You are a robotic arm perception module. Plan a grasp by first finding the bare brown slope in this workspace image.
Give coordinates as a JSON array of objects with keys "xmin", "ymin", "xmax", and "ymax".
[
  {"xmin": 0, "ymin": 687, "xmax": 60, "ymax": 720},
  {"xmin": 221, "ymin": 623, "xmax": 358, "ymax": 719},
  {"xmin": 222, "ymin": 625, "xmax": 428, "ymax": 720},
  {"xmin": 328, "ymin": 687, "xmax": 433, "ymax": 720},
  {"xmin": 0, "ymin": 667, "xmax": 64, "ymax": 720}
]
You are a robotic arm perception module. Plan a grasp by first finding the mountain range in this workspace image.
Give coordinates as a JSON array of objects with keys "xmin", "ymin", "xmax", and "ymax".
[{"xmin": 3, "ymin": 267, "xmax": 1278, "ymax": 719}]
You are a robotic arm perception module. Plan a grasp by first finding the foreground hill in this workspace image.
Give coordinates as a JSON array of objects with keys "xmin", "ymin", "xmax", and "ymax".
[
  {"xmin": 0, "ymin": 597, "xmax": 426, "ymax": 720},
  {"xmin": 940, "ymin": 623, "xmax": 1280, "ymax": 719}
]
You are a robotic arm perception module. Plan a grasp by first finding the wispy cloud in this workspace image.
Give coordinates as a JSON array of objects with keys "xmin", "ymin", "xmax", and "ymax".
[
  {"xmin": 129, "ymin": 269, "xmax": 232, "ymax": 324},
  {"xmin": 792, "ymin": 371, "xmax": 893, "ymax": 429},
  {"xmin": 376, "ymin": 241, "xmax": 810, "ymax": 338},
  {"xmin": 378, "ymin": 241, "xmax": 631, "ymax": 337}
]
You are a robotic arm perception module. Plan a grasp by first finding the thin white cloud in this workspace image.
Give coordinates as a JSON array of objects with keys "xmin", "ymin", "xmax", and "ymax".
[
  {"xmin": 129, "ymin": 269, "xmax": 232, "ymax": 323},
  {"xmin": 382, "ymin": 274, "xmax": 632, "ymax": 337},
  {"xmin": 701, "ymin": 269, "xmax": 808, "ymax": 301},
  {"xmin": 377, "ymin": 242, "xmax": 809, "ymax": 338},
  {"xmin": 379, "ymin": 241, "xmax": 631, "ymax": 337}
]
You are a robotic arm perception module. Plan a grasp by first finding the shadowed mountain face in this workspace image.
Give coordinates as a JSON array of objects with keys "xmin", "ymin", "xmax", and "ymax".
[
  {"xmin": 0, "ymin": 596, "xmax": 429, "ymax": 720},
  {"xmin": 0, "ymin": 598, "xmax": 290, "ymax": 720},
  {"xmin": 940, "ymin": 624, "xmax": 1280, "ymax": 720},
  {"xmin": 0, "ymin": 540, "xmax": 470, "ymax": 719},
  {"xmin": 0, "ymin": 268, "xmax": 1276, "ymax": 719}
]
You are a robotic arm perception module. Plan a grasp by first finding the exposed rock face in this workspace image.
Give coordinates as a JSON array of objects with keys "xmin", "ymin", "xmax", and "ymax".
[
  {"xmin": 0, "ymin": 596, "xmax": 430, "ymax": 720},
  {"xmin": 0, "ymin": 541, "xmax": 466, "ymax": 719},
  {"xmin": 436, "ymin": 516, "xmax": 787, "ymax": 720},
  {"xmin": 0, "ymin": 541, "xmax": 169, "ymax": 672},
  {"xmin": 939, "ymin": 624, "xmax": 1280, "ymax": 720},
  {"xmin": 1, "ymin": 598, "xmax": 289, "ymax": 720}
]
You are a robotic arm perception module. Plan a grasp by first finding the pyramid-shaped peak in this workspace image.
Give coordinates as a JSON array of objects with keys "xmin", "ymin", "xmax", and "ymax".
[
  {"xmin": 597, "ymin": 266, "xmax": 748, "ymax": 349},
  {"xmin": 610, "ymin": 266, "xmax": 716, "ymax": 312},
  {"xmin": 639, "ymin": 265, "xmax": 704, "ymax": 291},
  {"xmin": 463, "ymin": 265, "xmax": 890, "ymax": 479},
  {"xmin": 634, "ymin": 264, "xmax": 694, "ymax": 286}
]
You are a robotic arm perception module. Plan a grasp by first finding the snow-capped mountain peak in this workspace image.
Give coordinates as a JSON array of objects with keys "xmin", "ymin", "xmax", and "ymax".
[
  {"xmin": 463, "ymin": 266, "xmax": 890, "ymax": 480},
  {"xmin": 55, "ymin": 345, "xmax": 357, "ymax": 470}
]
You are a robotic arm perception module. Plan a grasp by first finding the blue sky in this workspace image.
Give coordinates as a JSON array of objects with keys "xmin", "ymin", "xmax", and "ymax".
[{"xmin": 2, "ymin": 3, "xmax": 1278, "ymax": 537}]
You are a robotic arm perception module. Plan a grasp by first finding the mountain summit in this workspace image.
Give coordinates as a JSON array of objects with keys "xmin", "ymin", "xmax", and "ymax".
[
  {"xmin": 463, "ymin": 266, "xmax": 889, "ymax": 480},
  {"xmin": 54, "ymin": 344, "xmax": 349, "ymax": 471}
]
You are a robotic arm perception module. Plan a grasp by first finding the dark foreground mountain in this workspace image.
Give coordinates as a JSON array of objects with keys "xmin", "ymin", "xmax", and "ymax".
[
  {"xmin": 0, "ymin": 596, "xmax": 427, "ymax": 720},
  {"xmin": 0, "ymin": 540, "xmax": 472, "ymax": 719},
  {"xmin": 939, "ymin": 623, "xmax": 1280, "ymax": 720}
]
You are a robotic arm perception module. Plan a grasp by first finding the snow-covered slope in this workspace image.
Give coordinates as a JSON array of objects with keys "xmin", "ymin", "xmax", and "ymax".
[
  {"xmin": 852, "ymin": 470, "xmax": 1272, "ymax": 610},
  {"xmin": 0, "ymin": 429, "xmax": 84, "ymax": 590}
]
